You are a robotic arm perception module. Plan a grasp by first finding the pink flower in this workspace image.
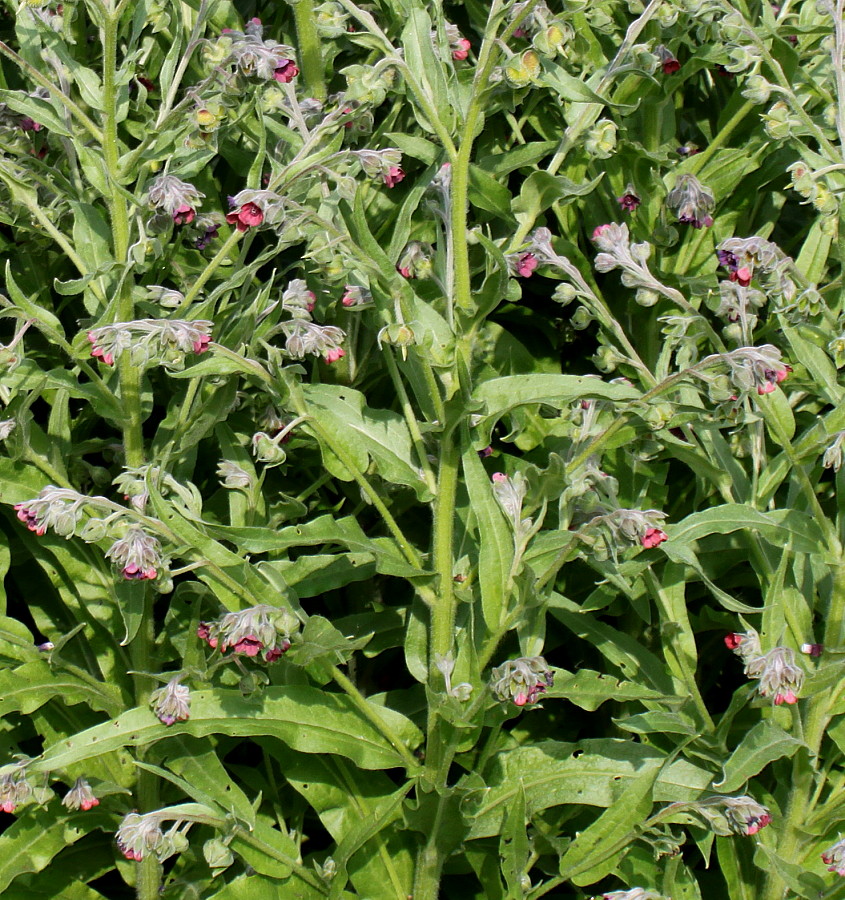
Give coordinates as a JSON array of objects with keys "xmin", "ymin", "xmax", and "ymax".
[
  {"xmin": 592, "ymin": 224, "xmax": 612, "ymax": 241},
  {"xmin": 774, "ymin": 689, "xmax": 797, "ymax": 705},
  {"xmin": 231, "ymin": 636, "xmax": 262, "ymax": 656},
  {"xmin": 88, "ymin": 332, "xmax": 115, "ymax": 365},
  {"xmin": 491, "ymin": 472, "xmax": 508, "ymax": 483},
  {"xmin": 744, "ymin": 812, "xmax": 772, "ymax": 835},
  {"xmin": 226, "ymin": 201, "xmax": 264, "ymax": 231},
  {"xmin": 324, "ymin": 347, "xmax": 345, "ymax": 364},
  {"xmin": 122, "ymin": 562, "xmax": 157, "ymax": 581},
  {"xmin": 513, "ymin": 692, "xmax": 528, "ymax": 706},
  {"xmin": 273, "ymin": 59, "xmax": 299, "ymax": 83},
  {"xmin": 398, "ymin": 266, "xmax": 412, "ymax": 278},
  {"xmin": 14, "ymin": 503, "xmax": 47, "ymax": 535},
  {"xmin": 172, "ymin": 204, "xmax": 195, "ymax": 225},
  {"xmin": 617, "ymin": 191, "xmax": 641, "ymax": 212},
  {"xmin": 452, "ymin": 38, "xmax": 471, "ymax": 60},
  {"xmin": 0, "ymin": 800, "xmax": 15, "ymax": 813},
  {"xmin": 733, "ymin": 266, "xmax": 752, "ymax": 286},
  {"xmin": 641, "ymin": 528, "xmax": 668, "ymax": 548},
  {"xmin": 384, "ymin": 166, "xmax": 405, "ymax": 188},
  {"xmin": 515, "ymin": 252, "xmax": 538, "ymax": 278},
  {"xmin": 725, "ymin": 633, "xmax": 744, "ymax": 650},
  {"xmin": 192, "ymin": 335, "xmax": 211, "ymax": 354}
]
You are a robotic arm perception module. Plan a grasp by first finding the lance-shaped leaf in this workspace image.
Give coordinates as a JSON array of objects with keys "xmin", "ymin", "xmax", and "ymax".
[
  {"xmin": 714, "ymin": 721, "xmax": 805, "ymax": 793},
  {"xmin": 29, "ymin": 687, "xmax": 422, "ymax": 773}
]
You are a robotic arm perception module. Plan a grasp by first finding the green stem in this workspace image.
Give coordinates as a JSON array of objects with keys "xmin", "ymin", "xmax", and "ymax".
[
  {"xmin": 430, "ymin": 426, "xmax": 460, "ymax": 667},
  {"xmin": 449, "ymin": 0, "xmax": 505, "ymax": 312},
  {"xmin": 293, "ymin": 0, "xmax": 326, "ymax": 100},
  {"xmin": 102, "ymin": 12, "xmax": 130, "ymax": 263},
  {"xmin": 331, "ymin": 666, "xmax": 422, "ymax": 772},
  {"xmin": 685, "ymin": 100, "xmax": 756, "ymax": 179}
]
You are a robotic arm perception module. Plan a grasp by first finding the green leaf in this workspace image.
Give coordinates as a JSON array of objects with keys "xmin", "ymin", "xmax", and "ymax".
[
  {"xmin": 0, "ymin": 806, "xmax": 114, "ymax": 892},
  {"xmin": 30, "ymin": 686, "xmax": 422, "ymax": 772},
  {"xmin": 0, "ymin": 660, "xmax": 122, "ymax": 716},
  {"xmin": 667, "ymin": 504, "xmax": 823, "ymax": 554},
  {"xmin": 499, "ymin": 782, "xmax": 529, "ymax": 897},
  {"xmin": 0, "ymin": 90, "xmax": 72, "ymax": 136},
  {"xmin": 462, "ymin": 440, "xmax": 512, "ymax": 631},
  {"xmin": 206, "ymin": 515, "xmax": 420, "ymax": 579},
  {"xmin": 538, "ymin": 59, "xmax": 613, "ymax": 104},
  {"xmin": 5, "ymin": 262, "xmax": 64, "ymax": 335},
  {"xmin": 462, "ymin": 739, "xmax": 712, "ymax": 839},
  {"xmin": 301, "ymin": 383, "xmax": 432, "ymax": 500},
  {"xmin": 70, "ymin": 203, "xmax": 113, "ymax": 274},
  {"xmin": 260, "ymin": 553, "xmax": 377, "ymax": 600},
  {"xmin": 547, "ymin": 668, "xmax": 667, "ymax": 711},
  {"xmin": 795, "ymin": 217, "xmax": 832, "ymax": 285},
  {"xmin": 383, "ymin": 132, "xmax": 440, "ymax": 165},
  {"xmin": 714, "ymin": 721, "xmax": 805, "ymax": 793},
  {"xmin": 472, "ymin": 374, "xmax": 640, "ymax": 444},
  {"xmin": 511, "ymin": 170, "xmax": 603, "ymax": 230},
  {"xmin": 401, "ymin": 9, "xmax": 453, "ymax": 135},
  {"xmin": 560, "ymin": 759, "xmax": 660, "ymax": 886}
]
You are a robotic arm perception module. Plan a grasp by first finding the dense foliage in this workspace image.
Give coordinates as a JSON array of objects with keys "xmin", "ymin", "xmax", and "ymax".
[{"xmin": 0, "ymin": 0, "xmax": 843, "ymax": 897}]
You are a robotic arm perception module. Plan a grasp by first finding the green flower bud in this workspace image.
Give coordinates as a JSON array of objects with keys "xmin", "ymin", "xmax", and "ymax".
[
  {"xmin": 203, "ymin": 838, "xmax": 235, "ymax": 872},
  {"xmin": 504, "ymin": 50, "xmax": 541, "ymax": 88},
  {"xmin": 571, "ymin": 306, "xmax": 594, "ymax": 330},
  {"xmin": 741, "ymin": 73, "xmax": 772, "ymax": 104},
  {"xmin": 635, "ymin": 289, "xmax": 660, "ymax": 307},
  {"xmin": 584, "ymin": 119, "xmax": 617, "ymax": 159}
]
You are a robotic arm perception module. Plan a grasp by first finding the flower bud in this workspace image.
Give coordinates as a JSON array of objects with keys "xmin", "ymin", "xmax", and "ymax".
[
  {"xmin": 504, "ymin": 50, "xmax": 541, "ymax": 88},
  {"xmin": 251, "ymin": 432, "xmax": 287, "ymax": 465},
  {"xmin": 203, "ymin": 837, "xmax": 235, "ymax": 872},
  {"xmin": 584, "ymin": 119, "xmax": 617, "ymax": 159},
  {"xmin": 741, "ymin": 73, "xmax": 772, "ymax": 104},
  {"xmin": 490, "ymin": 656, "xmax": 554, "ymax": 706},
  {"xmin": 62, "ymin": 777, "xmax": 99, "ymax": 811}
]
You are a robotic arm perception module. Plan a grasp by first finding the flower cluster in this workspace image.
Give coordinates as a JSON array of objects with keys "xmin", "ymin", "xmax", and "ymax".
[
  {"xmin": 715, "ymin": 236, "xmax": 795, "ymax": 299},
  {"xmin": 726, "ymin": 629, "xmax": 803, "ymax": 704},
  {"xmin": 225, "ymin": 189, "xmax": 284, "ymax": 232},
  {"xmin": 62, "ymin": 777, "xmax": 99, "ymax": 811},
  {"xmin": 0, "ymin": 771, "xmax": 31, "ymax": 813},
  {"xmin": 509, "ymin": 1, "xmax": 574, "ymax": 59},
  {"xmin": 87, "ymin": 319, "xmax": 212, "ymax": 369},
  {"xmin": 490, "ymin": 656, "xmax": 554, "ymax": 706},
  {"xmin": 215, "ymin": 17, "xmax": 299, "ymax": 83},
  {"xmin": 147, "ymin": 174, "xmax": 204, "ymax": 225},
  {"xmin": 352, "ymin": 148, "xmax": 404, "ymax": 187},
  {"xmin": 116, "ymin": 812, "xmax": 187, "ymax": 862},
  {"xmin": 442, "ymin": 23, "xmax": 471, "ymax": 60},
  {"xmin": 582, "ymin": 507, "xmax": 669, "ymax": 552},
  {"xmin": 104, "ymin": 527, "xmax": 163, "ymax": 581},
  {"xmin": 591, "ymin": 223, "xmax": 668, "ymax": 307},
  {"xmin": 665, "ymin": 174, "xmax": 714, "ymax": 228},
  {"xmin": 722, "ymin": 795, "xmax": 772, "ymax": 835},
  {"xmin": 150, "ymin": 677, "xmax": 191, "ymax": 725},
  {"xmin": 197, "ymin": 604, "xmax": 300, "ymax": 662},
  {"xmin": 719, "ymin": 345, "xmax": 791, "ymax": 396},
  {"xmin": 14, "ymin": 486, "xmax": 89, "ymax": 538}
]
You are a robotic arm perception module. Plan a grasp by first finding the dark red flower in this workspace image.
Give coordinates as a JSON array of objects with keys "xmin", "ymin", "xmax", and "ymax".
[
  {"xmin": 662, "ymin": 58, "xmax": 681, "ymax": 74},
  {"xmin": 226, "ymin": 202, "xmax": 264, "ymax": 231},
  {"xmin": 273, "ymin": 60, "xmax": 299, "ymax": 83},
  {"xmin": 172, "ymin": 204, "xmax": 195, "ymax": 225}
]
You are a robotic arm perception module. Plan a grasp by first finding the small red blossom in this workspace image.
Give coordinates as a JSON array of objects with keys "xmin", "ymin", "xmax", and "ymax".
[
  {"xmin": 192, "ymin": 335, "xmax": 211, "ymax": 354},
  {"xmin": 14, "ymin": 504, "xmax": 46, "ymax": 535},
  {"xmin": 226, "ymin": 201, "xmax": 264, "ymax": 231},
  {"xmin": 273, "ymin": 60, "xmax": 299, "ymax": 83},
  {"xmin": 324, "ymin": 347, "xmax": 345, "ymax": 364},
  {"xmin": 641, "ymin": 528, "xmax": 668, "ymax": 548},
  {"xmin": 516, "ymin": 252, "xmax": 538, "ymax": 277},
  {"xmin": 0, "ymin": 800, "xmax": 15, "ymax": 814},
  {"xmin": 478, "ymin": 446, "xmax": 493, "ymax": 459},
  {"xmin": 725, "ymin": 633, "xmax": 744, "ymax": 650},
  {"xmin": 617, "ymin": 192, "xmax": 641, "ymax": 212},
  {"xmin": 801, "ymin": 642, "xmax": 823, "ymax": 657},
  {"xmin": 592, "ymin": 224, "xmax": 612, "ymax": 241},
  {"xmin": 731, "ymin": 265, "xmax": 752, "ymax": 286},
  {"xmin": 231, "ymin": 636, "xmax": 262, "ymax": 657},
  {"xmin": 491, "ymin": 472, "xmax": 508, "ymax": 483},
  {"xmin": 122, "ymin": 562, "xmax": 157, "ymax": 581},
  {"xmin": 20, "ymin": 117, "xmax": 42, "ymax": 132},
  {"xmin": 79, "ymin": 795, "xmax": 99, "ymax": 810},
  {"xmin": 745, "ymin": 813, "xmax": 772, "ymax": 835},
  {"xmin": 398, "ymin": 265, "xmax": 412, "ymax": 278},
  {"xmin": 88, "ymin": 332, "xmax": 115, "ymax": 365},
  {"xmin": 384, "ymin": 166, "xmax": 405, "ymax": 188},
  {"xmin": 774, "ymin": 689, "xmax": 797, "ymax": 706},
  {"xmin": 452, "ymin": 38, "xmax": 471, "ymax": 60},
  {"xmin": 172, "ymin": 204, "xmax": 195, "ymax": 225},
  {"xmin": 122, "ymin": 847, "xmax": 143, "ymax": 861},
  {"xmin": 662, "ymin": 58, "xmax": 681, "ymax": 74}
]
